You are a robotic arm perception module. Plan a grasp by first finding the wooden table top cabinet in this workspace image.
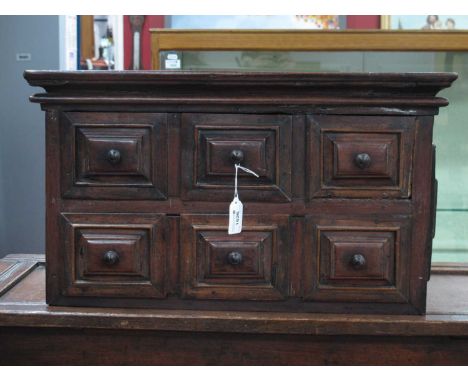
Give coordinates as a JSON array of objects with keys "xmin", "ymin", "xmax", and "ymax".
[{"xmin": 24, "ymin": 70, "xmax": 457, "ymax": 315}]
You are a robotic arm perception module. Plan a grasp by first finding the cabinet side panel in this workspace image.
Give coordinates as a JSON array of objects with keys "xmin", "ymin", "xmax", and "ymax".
[
  {"xmin": 410, "ymin": 116, "xmax": 435, "ymax": 313},
  {"xmin": 45, "ymin": 108, "xmax": 63, "ymax": 304}
]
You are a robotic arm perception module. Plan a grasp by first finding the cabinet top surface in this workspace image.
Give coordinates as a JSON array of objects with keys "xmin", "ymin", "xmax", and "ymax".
[
  {"xmin": 24, "ymin": 70, "xmax": 457, "ymax": 85},
  {"xmin": 24, "ymin": 70, "xmax": 457, "ymax": 112}
]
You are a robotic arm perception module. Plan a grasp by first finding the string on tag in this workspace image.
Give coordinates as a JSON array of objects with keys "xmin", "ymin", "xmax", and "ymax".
[
  {"xmin": 228, "ymin": 164, "xmax": 260, "ymax": 235},
  {"xmin": 233, "ymin": 164, "xmax": 259, "ymax": 198}
]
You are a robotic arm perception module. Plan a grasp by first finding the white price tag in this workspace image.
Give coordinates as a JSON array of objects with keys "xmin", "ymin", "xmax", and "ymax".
[
  {"xmin": 228, "ymin": 196, "xmax": 243, "ymax": 235},
  {"xmin": 227, "ymin": 164, "xmax": 259, "ymax": 235},
  {"xmin": 165, "ymin": 59, "xmax": 181, "ymax": 69}
]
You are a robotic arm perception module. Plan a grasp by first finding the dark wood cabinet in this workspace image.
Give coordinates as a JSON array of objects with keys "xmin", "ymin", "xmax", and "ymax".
[{"xmin": 25, "ymin": 70, "xmax": 457, "ymax": 314}]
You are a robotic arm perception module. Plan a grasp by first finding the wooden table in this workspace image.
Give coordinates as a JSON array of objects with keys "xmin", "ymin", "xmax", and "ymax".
[{"xmin": 0, "ymin": 254, "xmax": 467, "ymax": 365}]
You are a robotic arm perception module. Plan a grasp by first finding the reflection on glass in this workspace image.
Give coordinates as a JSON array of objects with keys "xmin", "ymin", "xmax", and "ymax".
[{"xmin": 160, "ymin": 50, "xmax": 468, "ymax": 263}]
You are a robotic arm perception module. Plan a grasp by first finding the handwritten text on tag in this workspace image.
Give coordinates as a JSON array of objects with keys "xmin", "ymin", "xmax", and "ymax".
[
  {"xmin": 227, "ymin": 164, "xmax": 259, "ymax": 234},
  {"xmin": 228, "ymin": 196, "xmax": 243, "ymax": 234}
]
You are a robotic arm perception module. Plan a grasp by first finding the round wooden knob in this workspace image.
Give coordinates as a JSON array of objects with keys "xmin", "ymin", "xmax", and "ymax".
[
  {"xmin": 350, "ymin": 253, "xmax": 366, "ymax": 270},
  {"xmin": 354, "ymin": 153, "xmax": 371, "ymax": 169},
  {"xmin": 226, "ymin": 251, "xmax": 243, "ymax": 265},
  {"xmin": 103, "ymin": 250, "xmax": 120, "ymax": 265},
  {"xmin": 107, "ymin": 149, "xmax": 122, "ymax": 164},
  {"xmin": 230, "ymin": 149, "xmax": 244, "ymax": 164}
]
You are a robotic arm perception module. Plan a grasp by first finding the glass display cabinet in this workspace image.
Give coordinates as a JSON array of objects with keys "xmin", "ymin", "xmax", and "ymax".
[{"xmin": 151, "ymin": 29, "xmax": 468, "ymax": 268}]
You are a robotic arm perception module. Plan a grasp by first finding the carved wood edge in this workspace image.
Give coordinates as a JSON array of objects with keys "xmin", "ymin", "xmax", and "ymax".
[
  {"xmin": 0, "ymin": 307, "xmax": 467, "ymax": 336},
  {"xmin": 431, "ymin": 262, "xmax": 468, "ymax": 275},
  {"xmin": 0, "ymin": 254, "xmax": 45, "ymax": 297}
]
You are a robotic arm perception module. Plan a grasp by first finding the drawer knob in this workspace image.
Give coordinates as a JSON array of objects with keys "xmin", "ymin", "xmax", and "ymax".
[
  {"xmin": 103, "ymin": 250, "xmax": 120, "ymax": 265},
  {"xmin": 354, "ymin": 153, "xmax": 371, "ymax": 169},
  {"xmin": 230, "ymin": 149, "xmax": 245, "ymax": 164},
  {"xmin": 226, "ymin": 251, "xmax": 243, "ymax": 265},
  {"xmin": 350, "ymin": 253, "xmax": 366, "ymax": 270},
  {"xmin": 107, "ymin": 149, "xmax": 122, "ymax": 164}
]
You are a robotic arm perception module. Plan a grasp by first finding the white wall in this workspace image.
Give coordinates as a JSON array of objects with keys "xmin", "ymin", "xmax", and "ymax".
[{"xmin": 0, "ymin": 16, "xmax": 60, "ymax": 256}]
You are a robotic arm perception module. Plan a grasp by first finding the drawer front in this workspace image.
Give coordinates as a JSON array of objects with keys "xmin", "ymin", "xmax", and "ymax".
[
  {"xmin": 304, "ymin": 215, "xmax": 411, "ymax": 303},
  {"xmin": 181, "ymin": 114, "xmax": 292, "ymax": 202},
  {"xmin": 181, "ymin": 214, "xmax": 289, "ymax": 300},
  {"xmin": 308, "ymin": 115, "xmax": 415, "ymax": 198},
  {"xmin": 61, "ymin": 112, "xmax": 167, "ymax": 199},
  {"xmin": 61, "ymin": 213, "xmax": 166, "ymax": 298}
]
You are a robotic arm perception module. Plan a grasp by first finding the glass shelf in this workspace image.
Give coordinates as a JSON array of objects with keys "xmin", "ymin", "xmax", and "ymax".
[{"xmin": 159, "ymin": 50, "xmax": 468, "ymax": 263}]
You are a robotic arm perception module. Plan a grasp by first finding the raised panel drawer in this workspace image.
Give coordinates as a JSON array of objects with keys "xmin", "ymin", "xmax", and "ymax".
[
  {"xmin": 181, "ymin": 113, "xmax": 292, "ymax": 202},
  {"xmin": 61, "ymin": 112, "xmax": 167, "ymax": 199},
  {"xmin": 181, "ymin": 214, "xmax": 290, "ymax": 300},
  {"xmin": 308, "ymin": 115, "xmax": 415, "ymax": 198},
  {"xmin": 60, "ymin": 213, "xmax": 166, "ymax": 298},
  {"xmin": 304, "ymin": 215, "xmax": 411, "ymax": 303}
]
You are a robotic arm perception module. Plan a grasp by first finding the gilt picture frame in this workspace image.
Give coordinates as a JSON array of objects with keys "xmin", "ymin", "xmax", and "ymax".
[{"xmin": 381, "ymin": 15, "xmax": 468, "ymax": 30}]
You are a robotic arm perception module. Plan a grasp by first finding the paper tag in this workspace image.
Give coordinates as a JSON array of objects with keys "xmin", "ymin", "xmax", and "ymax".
[
  {"xmin": 165, "ymin": 59, "xmax": 181, "ymax": 69},
  {"xmin": 228, "ymin": 196, "xmax": 243, "ymax": 234},
  {"xmin": 227, "ymin": 164, "xmax": 258, "ymax": 234}
]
